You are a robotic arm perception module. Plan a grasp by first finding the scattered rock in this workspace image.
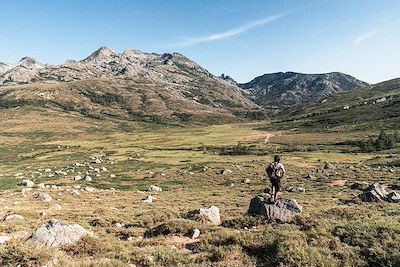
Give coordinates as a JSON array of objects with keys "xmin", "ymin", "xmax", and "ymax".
[
  {"xmin": 0, "ymin": 236, "xmax": 12, "ymax": 244},
  {"xmin": 12, "ymin": 231, "xmax": 29, "ymax": 239},
  {"xmin": 220, "ymin": 169, "xmax": 232, "ymax": 175},
  {"xmin": 34, "ymin": 192, "xmax": 52, "ymax": 203},
  {"xmin": 143, "ymin": 195, "xmax": 156, "ymax": 204},
  {"xmin": 286, "ymin": 186, "xmax": 305, "ymax": 193},
  {"xmin": 84, "ymin": 175, "xmax": 92, "ymax": 182},
  {"xmin": 350, "ymin": 182, "xmax": 369, "ymax": 191},
  {"xmin": 243, "ymin": 178, "xmax": 251, "ymax": 184},
  {"xmin": 305, "ymin": 174, "xmax": 315, "ymax": 179},
  {"xmin": 25, "ymin": 219, "xmax": 93, "ymax": 247},
  {"xmin": 92, "ymin": 158, "xmax": 102, "ymax": 164},
  {"xmin": 359, "ymin": 183, "xmax": 389, "ymax": 202},
  {"xmin": 248, "ymin": 194, "xmax": 302, "ymax": 223},
  {"xmin": 148, "ymin": 185, "xmax": 162, "ymax": 192},
  {"xmin": 114, "ymin": 223, "xmax": 124, "ymax": 228},
  {"xmin": 199, "ymin": 206, "xmax": 221, "ymax": 224},
  {"xmin": 19, "ymin": 180, "xmax": 35, "ymax": 187},
  {"xmin": 73, "ymin": 175, "xmax": 83, "ymax": 181},
  {"xmin": 71, "ymin": 190, "xmax": 80, "ymax": 196},
  {"xmin": 110, "ymin": 174, "xmax": 116, "ymax": 178},
  {"xmin": 191, "ymin": 228, "xmax": 200, "ymax": 239},
  {"xmin": 84, "ymin": 187, "xmax": 95, "ymax": 192},
  {"xmin": 49, "ymin": 203, "xmax": 62, "ymax": 210},
  {"xmin": 4, "ymin": 214, "xmax": 25, "ymax": 221},
  {"xmin": 330, "ymin": 180, "xmax": 347, "ymax": 187},
  {"xmin": 387, "ymin": 192, "xmax": 400, "ymax": 203},
  {"xmin": 324, "ymin": 163, "xmax": 336, "ymax": 170},
  {"xmin": 40, "ymin": 211, "xmax": 47, "ymax": 216},
  {"xmin": 37, "ymin": 183, "xmax": 45, "ymax": 189}
]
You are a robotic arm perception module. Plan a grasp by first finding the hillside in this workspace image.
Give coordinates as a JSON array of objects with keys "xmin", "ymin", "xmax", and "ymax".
[
  {"xmin": 273, "ymin": 78, "xmax": 400, "ymax": 132},
  {"xmin": 0, "ymin": 48, "xmax": 264, "ymax": 124},
  {"xmin": 239, "ymin": 72, "xmax": 369, "ymax": 110}
]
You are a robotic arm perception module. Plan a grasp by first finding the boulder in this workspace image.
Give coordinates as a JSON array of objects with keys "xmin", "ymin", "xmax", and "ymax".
[
  {"xmin": 148, "ymin": 185, "xmax": 162, "ymax": 192},
  {"xmin": 19, "ymin": 180, "xmax": 35, "ymax": 187},
  {"xmin": 25, "ymin": 219, "xmax": 93, "ymax": 247},
  {"xmin": 73, "ymin": 175, "xmax": 83, "ymax": 181},
  {"xmin": 243, "ymin": 178, "xmax": 251, "ymax": 184},
  {"xmin": 199, "ymin": 206, "xmax": 221, "ymax": 224},
  {"xmin": 248, "ymin": 194, "xmax": 302, "ymax": 223},
  {"xmin": 359, "ymin": 183, "xmax": 388, "ymax": 202}
]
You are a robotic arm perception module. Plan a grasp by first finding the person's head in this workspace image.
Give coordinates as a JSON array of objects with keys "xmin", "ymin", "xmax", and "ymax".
[{"xmin": 274, "ymin": 155, "xmax": 281, "ymax": 163}]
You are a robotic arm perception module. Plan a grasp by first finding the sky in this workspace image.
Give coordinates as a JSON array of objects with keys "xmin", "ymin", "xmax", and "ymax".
[{"xmin": 0, "ymin": 0, "xmax": 399, "ymax": 84}]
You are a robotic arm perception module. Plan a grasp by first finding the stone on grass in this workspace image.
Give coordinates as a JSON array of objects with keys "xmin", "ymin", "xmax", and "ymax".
[
  {"xmin": 191, "ymin": 228, "xmax": 200, "ymax": 239},
  {"xmin": 84, "ymin": 187, "xmax": 95, "ymax": 192},
  {"xmin": 199, "ymin": 206, "xmax": 221, "ymax": 224},
  {"xmin": 220, "ymin": 169, "xmax": 232, "ymax": 175},
  {"xmin": 243, "ymin": 178, "xmax": 251, "ymax": 184},
  {"xmin": 4, "ymin": 214, "xmax": 24, "ymax": 221},
  {"xmin": 71, "ymin": 190, "xmax": 80, "ymax": 196},
  {"xmin": 248, "ymin": 194, "xmax": 302, "ymax": 223},
  {"xmin": 37, "ymin": 183, "xmax": 45, "ymax": 189},
  {"xmin": 286, "ymin": 186, "xmax": 305, "ymax": 193},
  {"xmin": 387, "ymin": 192, "xmax": 400, "ymax": 203},
  {"xmin": 148, "ymin": 185, "xmax": 162, "ymax": 192},
  {"xmin": 350, "ymin": 182, "xmax": 369, "ymax": 191},
  {"xmin": 143, "ymin": 195, "xmax": 156, "ymax": 204},
  {"xmin": 25, "ymin": 219, "xmax": 93, "ymax": 247},
  {"xmin": 34, "ymin": 192, "xmax": 52, "ymax": 203},
  {"xmin": 19, "ymin": 180, "xmax": 35, "ymax": 187},
  {"xmin": 359, "ymin": 183, "xmax": 388, "ymax": 202},
  {"xmin": 324, "ymin": 163, "xmax": 336, "ymax": 170},
  {"xmin": 73, "ymin": 175, "xmax": 83, "ymax": 181},
  {"xmin": 0, "ymin": 236, "xmax": 12, "ymax": 244}
]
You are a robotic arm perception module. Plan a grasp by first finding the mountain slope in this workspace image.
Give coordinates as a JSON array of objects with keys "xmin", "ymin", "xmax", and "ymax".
[
  {"xmin": 273, "ymin": 78, "xmax": 400, "ymax": 131},
  {"xmin": 0, "ymin": 47, "xmax": 264, "ymax": 124},
  {"xmin": 240, "ymin": 72, "xmax": 369, "ymax": 109}
]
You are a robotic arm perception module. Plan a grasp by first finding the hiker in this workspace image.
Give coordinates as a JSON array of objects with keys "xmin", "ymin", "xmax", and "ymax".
[{"xmin": 266, "ymin": 155, "xmax": 285, "ymax": 202}]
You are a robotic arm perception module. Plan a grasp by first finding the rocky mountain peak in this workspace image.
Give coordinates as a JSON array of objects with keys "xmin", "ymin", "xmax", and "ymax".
[
  {"xmin": 81, "ymin": 46, "xmax": 118, "ymax": 63},
  {"xmin": 18, "ymin": 56, "xmax": 44, "ymax": 69}
]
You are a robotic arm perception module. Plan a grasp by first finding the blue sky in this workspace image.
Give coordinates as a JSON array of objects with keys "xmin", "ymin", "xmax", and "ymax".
[{"xmin": 0, "ymin": 0, "xmax": 399, "ymax": 83}]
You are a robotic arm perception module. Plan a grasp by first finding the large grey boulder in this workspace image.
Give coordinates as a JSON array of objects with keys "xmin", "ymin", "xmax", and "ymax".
[
  {"xmin": 248, "ymin": 194, "xmax": 302, "ymax": 223},
  {"xmin": 199, "ymin": 206, "xmax": 221, "ymax": 224},
  {"xmin": 359, "ymin": 183, "xmax": 389, "ymax": 202},
  {"xmin": 25, "ymin": 219, "xmax": 93, "ymax": 247}
]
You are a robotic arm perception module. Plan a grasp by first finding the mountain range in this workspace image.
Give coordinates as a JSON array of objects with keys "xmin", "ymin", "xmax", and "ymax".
[{"xmin": 1, "ymin": 47, "xmax": 397, "ymax": 125}]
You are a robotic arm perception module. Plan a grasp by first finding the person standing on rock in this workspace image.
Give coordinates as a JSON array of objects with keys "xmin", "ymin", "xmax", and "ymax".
[{"xmin": 266, "ymin": 155, "xmax": 285, "ymax": 202}]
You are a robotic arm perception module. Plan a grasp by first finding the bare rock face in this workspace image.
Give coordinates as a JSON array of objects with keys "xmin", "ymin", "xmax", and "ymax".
[
  {"xmin": 25, "ymin": 219, "xmax": 93, "ymax": 247},
  {"xmin": 248, "ymin": 194, "xmax": 302, "ymax": 223},
  {"xmin": 199, "ymin": 206, "xmax": 221, "ymax": 224}
]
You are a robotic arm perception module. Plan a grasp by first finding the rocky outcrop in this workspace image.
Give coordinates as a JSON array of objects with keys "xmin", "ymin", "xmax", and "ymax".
[
  {"xmin": 248, "ymin": 194, "xmax": 302, "ymax": 223},
  {"xmin": 25, "ymin": 219, "xmax": 93, "ymax": 247},
  {"xmin": 358, "ymin": 183, "xmax": 399, "ymax": 203}
]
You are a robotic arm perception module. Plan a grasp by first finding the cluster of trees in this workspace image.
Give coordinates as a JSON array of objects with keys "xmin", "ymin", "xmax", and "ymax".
[{"xmin": 358, "ymin": 131, "xmax": 400, "ymax": 152}]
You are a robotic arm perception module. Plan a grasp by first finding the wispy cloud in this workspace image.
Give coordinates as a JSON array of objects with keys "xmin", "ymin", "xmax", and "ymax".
[
  {"xmin": 175, "ymin": 13, "xmax": 289, "ymax": 47},
  {"xmin": 354, "ymin": 30, "xmax": 377, "ymax": 44}
]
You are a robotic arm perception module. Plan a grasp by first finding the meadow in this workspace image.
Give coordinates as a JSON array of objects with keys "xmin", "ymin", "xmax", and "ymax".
[{"xmin": 0, "ymin": 107, "xmax": 399, "ymax": 266}]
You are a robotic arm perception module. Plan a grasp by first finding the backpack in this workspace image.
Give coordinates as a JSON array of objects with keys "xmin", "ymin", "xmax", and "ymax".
[{"xmin": 266, "ymin": 162, "xmax": 283, "ymax": 180}]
